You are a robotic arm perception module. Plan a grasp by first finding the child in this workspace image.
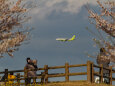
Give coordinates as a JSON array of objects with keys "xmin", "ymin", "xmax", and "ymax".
[{"xmin": 7, "ymin": 72, "xmax": 16, "ymax": 85}]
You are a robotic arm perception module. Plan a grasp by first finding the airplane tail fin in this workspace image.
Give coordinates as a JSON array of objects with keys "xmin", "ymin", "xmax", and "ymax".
[{"xmin": 69, "ymin": 35, "xmax": 75, "ymax": 41}]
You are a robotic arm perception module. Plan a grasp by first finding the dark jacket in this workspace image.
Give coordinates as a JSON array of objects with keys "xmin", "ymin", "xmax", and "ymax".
[
  {"xmin": 24, "ymin": 61, "xmax": 37, "ymax": 78},
  {"xmin": 97, "ymin": 53, "xmax": 110, "ymax": 74}
]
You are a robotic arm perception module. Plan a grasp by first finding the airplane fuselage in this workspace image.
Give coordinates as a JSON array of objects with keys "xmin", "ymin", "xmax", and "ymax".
[
  {"xmin": 56, "ymin": 35, "xmax": 75, "ymax": 42},
  {"xmin": 56, "ymin": 38, "xmax": 68, "ymax": 41}
]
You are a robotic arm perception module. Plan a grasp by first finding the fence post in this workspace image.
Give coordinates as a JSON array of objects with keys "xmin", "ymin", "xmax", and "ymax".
[
  {"xmin": 91, "ymin": 62, "xmax": 94, "ymax": 83},
  {"xmin": 41, "ymin": 72, "xmax": 45, "ymax": 84},
  {"xmin": 17, "ymin": 73, "xmax": 20, "ymax": 86},
  {"xmin": 65, "ymin": 62, "xmax": 69, "ymax": 82},
  {"xmin": 5, "ymin": 69, "xmax": 8, "ymax": 85},
  {"xmin": 87, "ymin": 61, "xmax": 92, "ymax": 83},
  {"xmin": 109, "ymin": 66, "xmax": 112, "ymax": 85},
  {"xmin": 24, "ymin": 67, "xmax": 28, "ymax": 86},
  {"xmin": 100, "ymin": 64, "xmax": 103, "ymax": 83},
  {"xmin": 33, "ymin": 77, "xmax": 36, "ymax": 85},
  {"xmin": 44, "ymin": 65, "xmax": 48, "ymax": 84}
]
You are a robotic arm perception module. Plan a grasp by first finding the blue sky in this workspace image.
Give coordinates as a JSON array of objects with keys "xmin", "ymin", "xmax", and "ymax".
[
  {"xmin": 0, "ymin": 0, "xmax": 103, "ymax": 74},
  {"xmin": 1, "ymin": 0, "xmax": 115, "ymax": 84}
]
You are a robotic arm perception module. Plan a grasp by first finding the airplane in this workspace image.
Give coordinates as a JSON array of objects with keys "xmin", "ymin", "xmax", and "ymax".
[{"xmin": 56, "ymin": 35, "xmax": 75, "ymax": 42}]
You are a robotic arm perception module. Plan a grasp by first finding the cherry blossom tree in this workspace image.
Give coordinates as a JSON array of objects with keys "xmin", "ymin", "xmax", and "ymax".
[
  {"xmin": 87, "ymin": 0, "xmax": 115, "ymax": 64},
  {"xmin": 0, "ymin": 0, "xmax": 34, "ymax": 57}
]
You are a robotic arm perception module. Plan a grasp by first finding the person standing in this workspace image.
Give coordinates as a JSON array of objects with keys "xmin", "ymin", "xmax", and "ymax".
[
  {"xmin": 24, "ymin": 57, "xmax": 38, "ymax": 85},
  {"xmin": 32, "ymin": 60, "xmax": 38, "ymax": 76},
  {"xmin": 96, "ymin": 48, "xmax": 110, "ymax": 83}
]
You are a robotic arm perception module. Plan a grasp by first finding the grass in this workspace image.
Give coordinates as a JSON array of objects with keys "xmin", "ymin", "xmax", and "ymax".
[
  {"xmin": 38, "ymin": 81, "xmax": 114, "ymax": 86},
  {"xmin": 0, "ymin": 81, "xmax": 114, "ymax": 86}
]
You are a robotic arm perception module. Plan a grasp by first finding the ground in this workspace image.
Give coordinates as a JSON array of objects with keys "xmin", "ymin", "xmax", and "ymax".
[{"xmin": 38, "ymin": 81, "xmax": 114, "ymax": 86}]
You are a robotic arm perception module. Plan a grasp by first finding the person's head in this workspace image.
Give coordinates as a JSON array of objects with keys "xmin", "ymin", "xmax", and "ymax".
[
  {"xmin": 32, "ymin": 60, "xmax": 37, "ymax": 65},
  {"xmin": 10, "ymin": 72, "xmax": 13, "ymax": 75},
  {"xmin": 26, "ymin": 57, "xmax": 31, "ymax": 63},
  {"xmin": 100, "ymin": 48, "xmax": 106, "ymax": 53}
]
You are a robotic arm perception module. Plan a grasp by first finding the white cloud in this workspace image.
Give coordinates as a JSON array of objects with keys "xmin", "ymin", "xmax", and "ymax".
[{"xmin": 30, "ymin": 0, "xmax": 98, "ymax": 19}]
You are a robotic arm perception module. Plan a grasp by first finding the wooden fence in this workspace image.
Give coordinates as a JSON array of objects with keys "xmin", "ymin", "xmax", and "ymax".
[{"xmin": 0, "ymin": 61, "xmax": 115, "ymax": 85}]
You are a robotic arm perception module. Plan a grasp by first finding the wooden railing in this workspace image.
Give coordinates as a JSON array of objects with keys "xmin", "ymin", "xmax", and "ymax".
[
  {"xmin": 0, "ymin": 61, "xmax": 114, "ymax": 85},
  {"xmin": 87, "ymin": 61, "xmax": 115, "ymax": 84}
]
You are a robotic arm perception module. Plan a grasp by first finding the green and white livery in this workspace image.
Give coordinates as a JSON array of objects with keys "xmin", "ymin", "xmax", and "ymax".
[{"xmin": 56, "ymin": 35, "xmax": 76, "ymax": 42}]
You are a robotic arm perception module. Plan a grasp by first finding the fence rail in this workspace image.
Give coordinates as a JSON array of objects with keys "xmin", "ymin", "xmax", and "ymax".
[{"xmin": 0, "ymin": 61, "xmax": 115, "ymax": 85}]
